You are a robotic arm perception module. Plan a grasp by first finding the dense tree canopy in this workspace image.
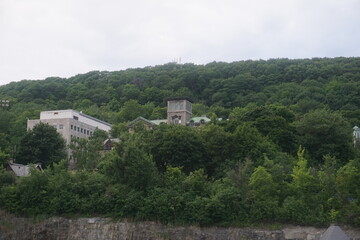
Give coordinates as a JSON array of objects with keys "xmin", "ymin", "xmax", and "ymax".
[
  {"xmin": 0, "ymin": 57, "xmax": 360, "ymax": 227},
  {"xmin": 16, "ymin": 123, "xmax": 66, "ymax": 167}
]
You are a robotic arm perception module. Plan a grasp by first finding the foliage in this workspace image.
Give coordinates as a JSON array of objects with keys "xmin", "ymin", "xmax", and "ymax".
[
  {"xmin": 70, "ymin": 129, "xmax": 108, "ymax": 170},
  {"xmin": 16, "ymin": 122, "xmax": 66, "ymax": 168},
  {"xmin": 150, "ymin": 124, "xmax": 206, "ymax": 174},
  {"xmin": 295, "ymin": 109, "xmax": 354, "ymax": 165},
  {"xmin": 1, "ymin": 57, "xmax": 360, "ymax": 226}
]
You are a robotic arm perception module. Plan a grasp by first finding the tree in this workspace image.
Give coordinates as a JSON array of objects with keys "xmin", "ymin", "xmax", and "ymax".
[
  {"xmin": 335, "ymin": 158, "xmax": 360, "ymax": 225},
  {"xmin": 16, "ymin": 122, "xmax": 66, "ymax": 167},
  {"xmin": 116, "ymin": 100, "xmax": 154, "ymax": 123},
  {"xmin": 248, "ymin": 166, "xmax": 279, "ymax": 221},
  {"xmin": 281, "ymin": 147, "xmax": 324, "ymax": 224},
  {"xmin": 101, "ymin": 133, "xmax": 158, "ymax": 191},
  {"xmin": 150, "ymin": 124, "xmax": 206, "ymax": 174},
  {"xmin": 0, "ymin": 150, "xmax": 10, "ymax": 167},
  {"xmin": 295, "ymin": 109, "xmax": 354, "ymax": 165},
  {"xmin": 231, "ymin": 123, "xmax": 278, "ymax": 165},
  {"xmin": 70, "ymin": 129, "xmax": 108, "ymax": 170},
  {"xmin": 199, "ymin": 124, "xmax": 232, "ymax": 177}
]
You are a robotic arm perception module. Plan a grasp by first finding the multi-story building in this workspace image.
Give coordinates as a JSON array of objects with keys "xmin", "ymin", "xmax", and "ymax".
[{"xmin": 27, "ymin": 109, "xmax": 112, "ymax": 159}]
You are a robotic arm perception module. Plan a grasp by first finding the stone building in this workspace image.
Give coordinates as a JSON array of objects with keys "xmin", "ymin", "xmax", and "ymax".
[
  {"xmin": 127, "ymin": 97, "xmax": 210, "ymax": 131},
  {"xmin": 166, "ymin": 97, "xmax": 193, "ymax": 125}
]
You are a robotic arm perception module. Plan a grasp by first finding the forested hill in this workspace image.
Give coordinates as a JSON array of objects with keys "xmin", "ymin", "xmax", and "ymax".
[
  {"xmin": 1, "ymin": 57, "xmax": 360, "ymax": 125},
  {"xmin": 1, "ymin": 57, "xmax": 360, "ymax": 226}
]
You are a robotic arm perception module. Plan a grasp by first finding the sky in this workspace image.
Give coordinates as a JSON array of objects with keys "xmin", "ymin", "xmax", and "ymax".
[{"xmin": 1, "ymin": 0, "xmax": 360, "ymax": 86}]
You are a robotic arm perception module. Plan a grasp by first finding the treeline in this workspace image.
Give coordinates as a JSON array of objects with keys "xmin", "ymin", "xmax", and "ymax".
[
  {"xmin": 1, "ymin": 57, "xmax": 360, "ymax": 154},
  {"xmin": 0, "ymin": 118, "xmax": 359, "ymax": 226},
  {"xmin": 1, "ymin": 57, "xmax": 360, "ymax": 123},
  {"xmin": 0, "ymin": 57, "xmax": 360, "ymax": 226}
]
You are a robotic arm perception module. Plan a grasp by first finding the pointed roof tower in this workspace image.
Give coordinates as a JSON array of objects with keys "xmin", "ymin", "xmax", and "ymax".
[{"xmin": 320, "ymin": 225, "xmax": 350, "ymax": 240}]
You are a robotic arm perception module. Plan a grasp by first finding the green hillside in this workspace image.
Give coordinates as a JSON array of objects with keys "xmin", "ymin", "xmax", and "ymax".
[{"xmin": 0, "ymin": 57, "xmax": 360, "ymax": 226}]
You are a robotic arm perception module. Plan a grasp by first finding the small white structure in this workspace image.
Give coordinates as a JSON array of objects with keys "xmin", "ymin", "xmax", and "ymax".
[{"xmin": 353, "ymin": 126, "xmax": 360, "ymax": 148}]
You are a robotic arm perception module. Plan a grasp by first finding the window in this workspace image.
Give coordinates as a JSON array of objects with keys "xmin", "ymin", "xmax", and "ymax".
[
  {"xmin": 90, "ymin": 132, "xmax": 93, "ymax": 136},
  {"xmin": 172, "ymin": 115, "xmax": 181, "ymax": 124},
  {"xmin": 77, "ymin": 127, "xmax": 80, "ymax": 132},
  {"xmin": 54, "ymin": 112, "xmax": 58, "ymax": 115},
  {"xmin": 71, "ymin": 125, "xmax": 73, "ymax": 130},
  {"xmin": 200, "ymin": 119, "xmax": 205, "ymax": 125},
  {"xmin": 73, "ymin": 116, "xmax": 79, "ymax": 120},
  {"xmin": 53, "ymin": 124, "xmax": 57, "ymax": 128},
  {"xmin": 87, "ymin": 130, "xmax": 90, "ymax": 135},
  {"xmin": 186, "ymin": 102, "xmax": 192, "ymax": 112},
  {"xmin": 59, "ymin": 124, "xmax": 64, "ymax": 129},
  {"xmin": 81, "ymin": 128, "xmax": 83, "ymax": 133}
]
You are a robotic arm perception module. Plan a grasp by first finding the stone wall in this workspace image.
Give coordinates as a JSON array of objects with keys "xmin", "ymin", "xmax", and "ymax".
[{"xmin": 1, "ymin": 214, "xmax": 359, "ymax": 240}]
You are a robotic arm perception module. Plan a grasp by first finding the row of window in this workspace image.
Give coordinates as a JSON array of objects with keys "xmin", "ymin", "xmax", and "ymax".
[
  {"xmin": 53, "ymin": 124, "xmax": 64, "ymax": 129},
  {"xmin": 70, "ymin": 124, "xmax": 93, "ymax": 136}
]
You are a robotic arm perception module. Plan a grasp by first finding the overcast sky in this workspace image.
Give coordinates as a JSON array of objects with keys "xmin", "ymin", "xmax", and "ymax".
[{"xmin": 1, "ymin": 0, "xmax": 359, "ymax": 86}]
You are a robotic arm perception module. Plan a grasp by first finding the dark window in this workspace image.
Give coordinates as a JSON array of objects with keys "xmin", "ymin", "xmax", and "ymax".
[
  {"xmin": 73, "ymin": 116, "xmax": 79, "ymax": 120},
  {"xmin": 172, "ymin": 115, "xmax": 181, "ymax": 124},
  {"xmin": 59, "ymin": 124, "xmax": 64, "ymax": 129}
]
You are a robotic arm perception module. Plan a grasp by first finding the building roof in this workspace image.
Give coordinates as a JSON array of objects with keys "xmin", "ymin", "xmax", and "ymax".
[
  {"xmin": 127, "ymin": 116, "xmax": 156, "ymax": 127},
  {"xmin": 150, "ymin": 119, "xmax": 167, "ymax": 125},
  {"xmin": 103, "ymin": 138, "xmax": 120, "ymax": 145},
  {"xmin": 79, "ymin": 111, "xmax": 112, "ymax": 127},
  {"xmin": 7, "ymin": 163, "xmax": 43, "ymax": 177},
  {"xmin": 187, "ymin": 116, "xmax": 211, "ymax": 124},
  {"xmin": 320, "ymin": 225, "xmax": 350, "ymax": 240},
  {"xmin": 165, "ymin": 97, "xmax": 194, "ymax": 103}
]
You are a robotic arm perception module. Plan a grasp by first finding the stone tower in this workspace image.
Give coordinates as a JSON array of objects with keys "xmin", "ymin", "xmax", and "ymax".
[{"xmin": 166, "ymin": 97, "xmax": 193, "ymax": 125}]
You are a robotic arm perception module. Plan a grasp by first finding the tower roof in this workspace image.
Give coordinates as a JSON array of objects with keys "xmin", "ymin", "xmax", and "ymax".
[
  {"xmin": 320, "ymin": 225, "xmax": 350, "ymax": 240},
  {"xmin": 165, "ymin": 97, "xmax": 194, "ymax": 103}
]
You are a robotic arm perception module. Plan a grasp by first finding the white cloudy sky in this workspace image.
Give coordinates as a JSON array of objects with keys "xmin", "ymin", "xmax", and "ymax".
[{"xmin": 1, "ymin": 0, "xmax": 359, "ymax": 86}]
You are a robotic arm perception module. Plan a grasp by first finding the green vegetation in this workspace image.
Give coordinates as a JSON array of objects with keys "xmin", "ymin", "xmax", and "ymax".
[
  {"xmin": 16, "ymin": 122, "xmax": 66, "ymax": 168},
  {"xmin": 0, "ymin": 57, "xmax": 360, "ymax": 226}
]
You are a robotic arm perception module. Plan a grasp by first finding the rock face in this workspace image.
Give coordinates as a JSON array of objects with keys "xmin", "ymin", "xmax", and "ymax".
[{"xmin": 1, "ymin": 216, "xmax": 359, "ymax": 240}]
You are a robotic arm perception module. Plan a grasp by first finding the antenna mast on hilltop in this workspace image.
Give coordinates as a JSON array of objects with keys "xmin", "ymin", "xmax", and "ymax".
[{"xmin": 172, "ymin": 58, "xmax": 182, "ymax": 64}]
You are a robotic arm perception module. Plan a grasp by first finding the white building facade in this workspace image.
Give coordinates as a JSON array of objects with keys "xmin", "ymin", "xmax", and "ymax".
[{"xmin": 27, "ymin": 109, "xmax": 112, "ymax": 151}]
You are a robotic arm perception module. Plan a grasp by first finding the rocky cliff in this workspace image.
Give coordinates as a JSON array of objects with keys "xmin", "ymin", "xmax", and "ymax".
[{"xmin": 1, "ymin": 213, "xmax": 359, "ymax": 240}]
